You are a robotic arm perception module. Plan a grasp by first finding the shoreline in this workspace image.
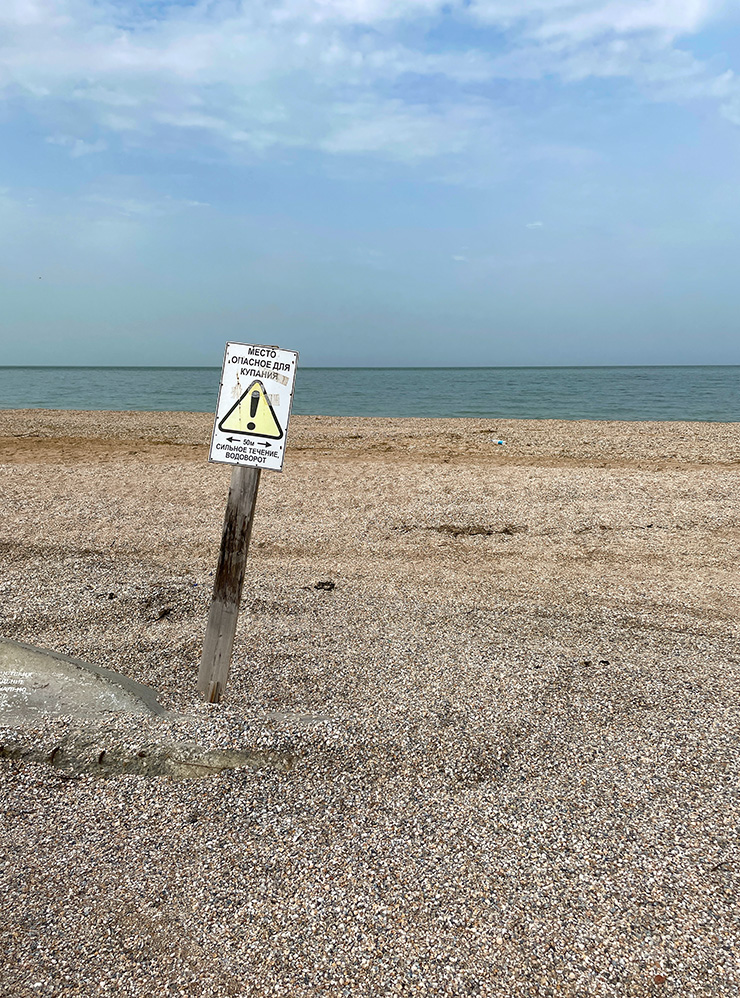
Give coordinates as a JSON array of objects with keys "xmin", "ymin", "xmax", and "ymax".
[{"xmin": 1, "ymin": 408, "xmax": 739, "ymax": 465}]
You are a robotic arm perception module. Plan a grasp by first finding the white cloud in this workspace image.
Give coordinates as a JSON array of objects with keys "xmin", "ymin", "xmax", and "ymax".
[
  {"xmin": 526, "ymin": 221, "xmax": 543, "ymax": 228},
  {"xmin": 720, "ymin": 96, "xmax": 740, "ymax": 125},
  {"xmin": 0, "ymin": 0, "xmax": 737, "ymax": 171},
  {"xmin": 82, "ymin": 193, "xmax": 211, "ymax": 218},
  {"xmin": 468, "ymin": 0, "xmax": 719, "ymax": 38},
  {"xmin": 46, "ymin": 134, "xmax": 107, "ymax": 156},
  {"xmin": 321, "ymin": 99, "xmax": 494, "ymax": 161}
]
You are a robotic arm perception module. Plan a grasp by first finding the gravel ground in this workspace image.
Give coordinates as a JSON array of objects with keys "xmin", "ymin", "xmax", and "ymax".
[{"xmin": 1, "ymin": 410, "xmax": 738, "ymax": 997}]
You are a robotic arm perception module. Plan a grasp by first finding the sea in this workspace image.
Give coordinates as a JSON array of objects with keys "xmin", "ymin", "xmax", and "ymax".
[{"xmin": 0, "ymin": 366, "xmax": 738, "ymax": 421}]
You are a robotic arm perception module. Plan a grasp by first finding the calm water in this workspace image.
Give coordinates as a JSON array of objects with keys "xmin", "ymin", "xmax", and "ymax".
[{"xmin": 0, "ymin": 366, "xmax": 737, "ymax": 421}]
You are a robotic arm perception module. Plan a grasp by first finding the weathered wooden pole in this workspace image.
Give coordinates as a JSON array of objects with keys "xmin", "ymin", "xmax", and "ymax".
[{"xmin": 197, "ymin": 465, "xmax": 261, "ymax": 703}]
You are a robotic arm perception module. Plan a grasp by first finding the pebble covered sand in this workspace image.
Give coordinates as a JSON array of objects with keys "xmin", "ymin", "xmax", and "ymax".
[{"xmin": 1, "ymin": 410, "xmax": 738, "ymax": 997}]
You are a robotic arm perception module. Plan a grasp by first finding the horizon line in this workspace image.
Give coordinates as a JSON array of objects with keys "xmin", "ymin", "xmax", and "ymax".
[{"xmin": 1, "ymin": 364, "xmax": 738, "ymax": 371}]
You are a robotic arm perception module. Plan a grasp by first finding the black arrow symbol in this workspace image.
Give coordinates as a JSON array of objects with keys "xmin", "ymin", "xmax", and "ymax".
[{"xmin": 225, "ymin": 436, "xmax": 272, "ymax": 446}]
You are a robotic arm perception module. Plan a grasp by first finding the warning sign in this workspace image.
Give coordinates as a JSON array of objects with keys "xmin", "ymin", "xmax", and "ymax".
[
  {"xmin": 209, "ymin": 342, "xmax": 298, "ymax": 472},
  {"xmin": 219, "ymin": 380, "xmax": 283, "ymax": 440}
]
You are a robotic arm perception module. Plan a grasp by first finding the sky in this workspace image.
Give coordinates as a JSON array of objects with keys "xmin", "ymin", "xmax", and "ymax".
[{"xmin": 1, "ymin": 0, "xmax": 740, "ymax": 367}]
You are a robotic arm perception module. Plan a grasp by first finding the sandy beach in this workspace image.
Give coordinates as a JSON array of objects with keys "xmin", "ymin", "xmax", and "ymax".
[{"xmin": 1, "ymin": 410, "xmax": 738, "ymax": 997}]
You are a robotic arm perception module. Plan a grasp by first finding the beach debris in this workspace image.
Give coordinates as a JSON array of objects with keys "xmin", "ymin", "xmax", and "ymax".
[
  {"xmin": 435, "ymin": 524, "xmax": 495, "ymax": 537},
  {"xmin": 478, "ymin": 430, "xmax": 505, "ymax": 443},
  {"xmin": 314, "ymin": 580, "xmax": 336, "ymax": 591},
  {"xmin": 140, "ymin": 582, "xmax": 193, "ymax": 621},
  {"xmin": 431, "ymin": 523, "xmax": 528, "ymax": 538}
]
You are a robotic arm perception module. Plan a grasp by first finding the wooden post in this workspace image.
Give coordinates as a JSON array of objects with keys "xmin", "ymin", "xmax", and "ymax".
[{"xmin": 198, "ymin": 465, "xmax": 261, "ymax": 703}]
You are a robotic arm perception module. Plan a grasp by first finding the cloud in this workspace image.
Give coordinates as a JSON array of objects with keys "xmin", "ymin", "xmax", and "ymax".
[
  {"xmin": 526, "ymin": 221, "xmax": 543, "ymax": 228},
  {"xmin": 468, "ymin": 0, "xmax": 719, "ymax": 39},
  {"xmin": 82, "ymin": 193, "xmax": 211, "ymax": 218},
  {"xmin": 0, "ymin": 0, "xmax": 737, "ymax": 172},
  {"xmin": 46, "ymin": 134, "xmax": 107, "ymax": 157},
  {"xmin": 720, "ymin": 96, "xmax": 740, "ymax": 125},
  {"xmin": 321, "ymin": 99, "xmax": 495, "ymax": 161}
]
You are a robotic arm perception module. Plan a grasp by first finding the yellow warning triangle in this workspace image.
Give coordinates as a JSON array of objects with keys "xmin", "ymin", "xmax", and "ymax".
[{"xmin": 219, "ymin": 380, "xmax": 283, "ymax": 440}]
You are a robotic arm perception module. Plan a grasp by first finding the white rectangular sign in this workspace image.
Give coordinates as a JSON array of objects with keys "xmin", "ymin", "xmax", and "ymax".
[{"xmin": 208, "ymin": 342, "xmax": 298, "ymax": 472}]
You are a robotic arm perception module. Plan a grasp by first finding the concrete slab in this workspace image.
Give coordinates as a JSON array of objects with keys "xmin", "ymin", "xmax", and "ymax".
[
  {"xmin": 0, "ymin": 638, "xmax": 165, "ymax": 725},
  {"xmin": 0, "ymin": 640, "xmax": 298, "ymax": 779}
]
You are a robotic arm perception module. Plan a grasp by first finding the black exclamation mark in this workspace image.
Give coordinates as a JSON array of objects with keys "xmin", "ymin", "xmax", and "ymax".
[{"xmin": 246, "ymin": 390, "xmax": 260, "ymax": 430}]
